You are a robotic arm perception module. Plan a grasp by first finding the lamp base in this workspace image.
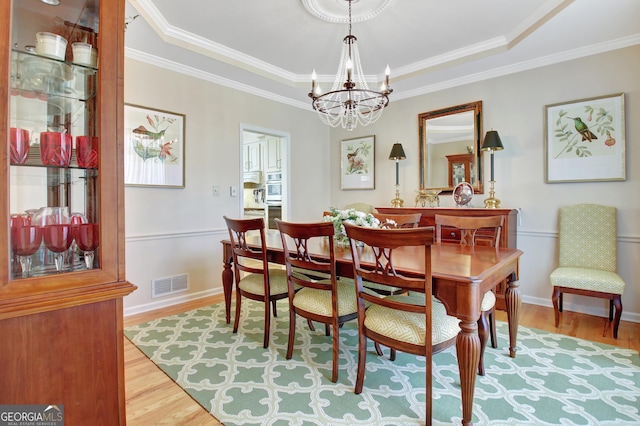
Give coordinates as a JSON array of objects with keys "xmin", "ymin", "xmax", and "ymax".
[
  {"xmin": 391, "ymin": 197, "xmax": 404, "ymax": 208},
  {"xmin": 391, "ymin": 185, "xmax": 404, "ymax": 207},
  {"xmin": 483, "ymin": 180, "xmax": 501, "ymax": 209}
]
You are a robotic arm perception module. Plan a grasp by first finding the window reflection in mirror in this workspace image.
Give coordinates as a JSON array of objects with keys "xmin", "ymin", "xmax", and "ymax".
[{"xmin": 418, "ymin": 101, "xmax": 484, "ymax": 194}]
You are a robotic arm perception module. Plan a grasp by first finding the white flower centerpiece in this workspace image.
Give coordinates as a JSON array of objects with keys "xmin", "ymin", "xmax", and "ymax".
[{"xmin": 323, "ymin": 207, "xmax": 381, "ymax": 246}]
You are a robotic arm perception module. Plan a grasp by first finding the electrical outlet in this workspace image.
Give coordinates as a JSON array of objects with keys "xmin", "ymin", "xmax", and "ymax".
[
  {"xmin": 230, "ymin": 185, "xmax": 237, "ymax": 197},
  {"xmin": 212, "ymin": 186, "xmax": 220, "ymax": 196}
]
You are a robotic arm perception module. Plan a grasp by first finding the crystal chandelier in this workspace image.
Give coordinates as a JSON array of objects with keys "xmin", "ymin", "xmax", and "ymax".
[{"xmin": 308, "ymin": 0, "xmax": 392, "ymax": 131}]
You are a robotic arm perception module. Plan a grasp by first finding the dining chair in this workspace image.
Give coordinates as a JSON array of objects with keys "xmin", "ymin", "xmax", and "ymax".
[
  {"xmin": 360, "ymin": 212, "xmax": 423, "ymax": 296},
  {"xmin": 372, "ymin": 212, "xmax": 422, "ymax": 229},
  {"xmin": 276, "ymin": 219, "xmax": 361, "ymax": 383},
  {"xmin": 343, "ymin": 223, "xmax": 459, "ymax": 422},
  {"xmin": 434, "ymin": 214, "xmax": 503, "ymax": 376},
  {"xmin": 223, "ymin": 215, "xmax": 290, "ymax": 348},
  {"xmin": 550, "ymin": 204, "xmax": 625, "ymax": 338}
]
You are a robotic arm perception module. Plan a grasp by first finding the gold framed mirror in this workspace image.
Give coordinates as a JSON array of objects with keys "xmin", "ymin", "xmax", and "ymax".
[{"xmin": 418, "ymin": 101, "xmax": 484, "ymax": 194}]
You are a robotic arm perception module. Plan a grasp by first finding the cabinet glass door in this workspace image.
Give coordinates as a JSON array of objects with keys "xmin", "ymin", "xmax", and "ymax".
[{"xmin": 9, "ymin": 0, "xmax": 100, "ymax": 280}]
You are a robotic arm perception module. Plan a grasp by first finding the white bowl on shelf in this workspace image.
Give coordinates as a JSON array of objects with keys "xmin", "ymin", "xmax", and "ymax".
[
  {"xmin": 35, "ymin": 32, "xmax": 67, "ymax": 60},
  {"xmin": 72, "ymin": 42, "xmax": 97, "ymax": 67}
]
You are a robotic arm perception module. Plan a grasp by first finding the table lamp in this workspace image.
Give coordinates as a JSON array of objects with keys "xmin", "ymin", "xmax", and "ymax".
[
  {"xmin": 389, "ymin": 143, "xmax": 406, "ymax": 207},
  {"xmin": 480, "ymin": 130, "xmax": 504, "ymax": 208}
]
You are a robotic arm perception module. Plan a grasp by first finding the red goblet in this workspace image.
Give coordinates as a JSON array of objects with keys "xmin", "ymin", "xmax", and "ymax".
[
  {"xmin": 10, "ymin": 128, "xmax": 30, "ymax": 165},
  {"xmin": 42, "ymin": 224, "xmax": 73, "ymax": 272},
  {"xmin": 69, "ymin": 213, "xmax": 87, "ymax": 268},
  {"xmin": 74, "ymin": 223, "xmax": 99, "ymax": 269},
  {"xmin": 13, "ymin": 225, "xmax": 43, "ymax": 278},
  {"xmin": 75, "ymin": 136, "xmax": 99, "ymax": 168},
  {"xmin": 40, "ymin": 131, "xmax": 72, "ymax": 167}
]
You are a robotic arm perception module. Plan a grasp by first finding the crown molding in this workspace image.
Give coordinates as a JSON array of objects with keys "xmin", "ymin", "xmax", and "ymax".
[
  {"xmin": 127, "ymin": 33, "xmax": 640, "ymax": 109},
  {"xmin": 124, "ymin": 47, "xmax": 310, "ymax": 110}
]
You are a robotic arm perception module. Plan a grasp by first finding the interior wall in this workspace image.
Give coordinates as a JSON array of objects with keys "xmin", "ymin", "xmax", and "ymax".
[
  {"xmin": 329, "ymin": 45, "xmax": 640, "ymax": 322},
  {"xmin": 123, "ymin": 58, "xmax": 330, "ymax": 314},
  {"xmin": 122, "ymin": 45, "xmax": 639, "ymax": 323}
]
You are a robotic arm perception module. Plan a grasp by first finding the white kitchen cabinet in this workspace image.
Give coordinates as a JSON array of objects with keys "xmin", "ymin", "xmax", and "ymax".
[
  {"xmin": 265, "ymin": 136, "xmax": 282, "ymax": 172},
  {"xmin": 244, "ymin": 141, "xmax": 262, "ymax": 172}
]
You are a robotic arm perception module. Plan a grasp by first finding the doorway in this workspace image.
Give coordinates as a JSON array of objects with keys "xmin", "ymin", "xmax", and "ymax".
[{"xmin": 240, "ymin": 125, "xmax": 288, "ymax": 231}]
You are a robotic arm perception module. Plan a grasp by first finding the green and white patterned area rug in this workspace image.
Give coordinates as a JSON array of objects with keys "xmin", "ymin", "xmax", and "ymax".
[{"xmin": 125, "ymin": 300, "xmax": 640, "ymax": 426}]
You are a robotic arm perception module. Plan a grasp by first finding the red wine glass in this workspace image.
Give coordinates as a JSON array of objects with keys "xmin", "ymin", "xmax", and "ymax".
[
  {"xmin": 13, "ymin": 225, "xmax": 43, "ymax": 278},
  {"xmin": 69, "ymin": 213, "xmax": 87, "ymax": 268},
  {"xmin": 74, "ymin": 223, "xmax": 99, "ymax": 269},
  {"xmin": 42, "ymin": 224, "xmax": 73, "ymax": 272}
]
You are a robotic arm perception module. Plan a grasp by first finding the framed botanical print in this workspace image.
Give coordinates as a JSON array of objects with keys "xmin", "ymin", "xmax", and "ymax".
[
  {"xmin": 124, "ymin": 104, "xmax": 186, "ymax": 188},
  {"xmin": 545, "ymin": 93, "xmax": 625, "ymax": 183},
  {"xmin": 340, "ymin": 135, "xmax": 375, "ymax": 190}
]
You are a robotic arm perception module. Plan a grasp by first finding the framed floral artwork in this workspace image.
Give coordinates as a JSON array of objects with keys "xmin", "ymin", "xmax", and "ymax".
[
  {"xmin": 544, "ymin": 93, "xmax": 625, "ymax": 183},
  {"xmin": 341, "ymin": 135, "xmax": 375, "ymax": 190},
  {"xmin": 124, "ymin": 104, "xmax": 186, "ymax": 188}
]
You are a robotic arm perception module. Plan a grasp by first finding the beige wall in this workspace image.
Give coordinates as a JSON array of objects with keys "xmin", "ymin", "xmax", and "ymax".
[
  {"xmin": 123, "ymin": 46, "xmax": 640, "ymax": 323},
  {"xmin": 123, "ymin": 58, "xmax": 330, "ymax": 312},
  {"xmin": 329, "ymin": 45, "xmax": 639, "ymax": 321}
]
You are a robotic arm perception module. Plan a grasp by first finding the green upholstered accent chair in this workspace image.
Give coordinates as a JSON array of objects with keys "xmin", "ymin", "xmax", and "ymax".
[
  {"xmin": 343, "ymin": 202, "xmax": 375, "ymax": 214},
  {"xmin": 344, "ymin": 223, "xmax": 458, "ymax": 422},
  {"xmin": 224, "ymin": 216, "xmax": 291, "ymax": 349},
  {"xmin": 434, "ymin": 214, "xmax": 504, "ymax": 376},
  {"xmin": 276, "ymin": 219, "xmax": 361, "ymax": 383},
  {"xmin": 550, "ymin": 204, "xmax": 625, "ymax": 338}
]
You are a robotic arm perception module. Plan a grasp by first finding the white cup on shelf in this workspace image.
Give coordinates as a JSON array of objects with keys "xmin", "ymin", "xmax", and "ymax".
[{"xmin": 72, "ymin": 42, "xmax": 97, "ymax": 67}]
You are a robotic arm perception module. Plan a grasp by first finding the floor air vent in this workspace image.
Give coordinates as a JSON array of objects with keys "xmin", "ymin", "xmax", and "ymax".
[{"xmin": 152, "ymin": 273, "xmax": 190, "ymax": 298}]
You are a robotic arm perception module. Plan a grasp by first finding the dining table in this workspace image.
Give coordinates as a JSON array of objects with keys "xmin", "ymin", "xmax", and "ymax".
[{"xmin": 221, "ymin": 230, "xmax": 523, "ymax": 426}]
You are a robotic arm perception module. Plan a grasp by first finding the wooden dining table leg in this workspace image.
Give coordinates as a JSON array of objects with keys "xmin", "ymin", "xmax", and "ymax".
[
  {"xmin": 457, "ymin": 319, "xmax": 480, "ymax": 426},
  {"xmin": 505, "ymin": 273, "xmax": 521, "ymax": 357},
  {"xmin": 222, "ymin": 246, "xmax": 234, "ymax": 324}
]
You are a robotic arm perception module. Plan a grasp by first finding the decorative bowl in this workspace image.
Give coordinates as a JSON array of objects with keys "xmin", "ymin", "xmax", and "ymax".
[{"xmin": 35, "ymin": 32, "xmax": 67, "ymax": 60}]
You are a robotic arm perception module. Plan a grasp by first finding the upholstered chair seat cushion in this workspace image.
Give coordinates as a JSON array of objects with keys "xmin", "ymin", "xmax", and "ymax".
[
  {"xmin": 364, "ymin": 295, "xmax": 460, "ymax": 346},
  {"xmin": 480, "ymin": 290, "xmax": 496, "ymax": 311},
  {"xmin": 340, "ymin": 277, "xmax": 402, "ymax": 295},
  {"xmin": 550, "ymin": 267, "xmax": 625, "ymax": 294},
  {"xmin": 293, "ymin": 280, "xmax": 359, "ymax": 316},
  {"xmin": 409, "ymin": 291, "xmax": 495, "ymax": 312},
  {"xmin": 239, "ymin": 269, "xmax": 303, "ymax": 295},
  {"xmin": 292, "ymin": 267, "xmax": 331, "ymax": 280},
  {"xmin": 361, "ymin": 280, "xmax": 403, "ymax": 294}
]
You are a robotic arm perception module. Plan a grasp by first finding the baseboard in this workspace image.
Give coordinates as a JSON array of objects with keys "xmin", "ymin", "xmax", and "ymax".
[
  {"xmin": 523, "ymin": 294, "xmax": 640, "ymax": 324},
  {"xmin": 123, "ymin": 289, "xmax": 639, "ymax": 324},
  {"xmin": 124, "ymin": 288, "xmax": 224, "ymax": 317}
]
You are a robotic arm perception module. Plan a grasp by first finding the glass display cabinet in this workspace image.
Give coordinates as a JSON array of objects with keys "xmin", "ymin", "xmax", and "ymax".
[
  {"xmin": 0, "ymin": 0, "xmax": 135, "ymax": 424},
  {"xmin": 446, "ymin": 153, "xmax": 475, "ymax": 187}
]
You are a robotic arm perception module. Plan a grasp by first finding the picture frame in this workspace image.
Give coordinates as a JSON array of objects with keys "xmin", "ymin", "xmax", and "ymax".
[
  {"xmin": 544, "ymin": 93, "xmax": 625, "ymax": 183},
  {"xmin": 341, "ymin": 135, "xmax": 375, "ymax": 190},
  {"xmin": 124, "ymin": 104, "xmax": 186, "ymax": 188}
]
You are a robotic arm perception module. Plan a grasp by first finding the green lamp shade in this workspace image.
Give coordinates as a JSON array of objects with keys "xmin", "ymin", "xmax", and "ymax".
[
  {"xmin": 389, "ymin": 143, "xmax": 406, "ymax": 160},
  {"xmin": 481, "ymin": 130, "xmax": 504, "ymax": 151}
]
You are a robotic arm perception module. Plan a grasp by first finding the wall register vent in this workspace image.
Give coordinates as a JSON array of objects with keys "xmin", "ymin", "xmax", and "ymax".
[{"xmin": 152, "ymin": 273, "xmax": 190, "ymax": 298}]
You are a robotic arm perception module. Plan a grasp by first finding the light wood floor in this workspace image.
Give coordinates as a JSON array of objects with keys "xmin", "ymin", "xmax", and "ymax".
[{"xmin": 124, "ymin": 295, "xmax": 639, "ymax": 425}]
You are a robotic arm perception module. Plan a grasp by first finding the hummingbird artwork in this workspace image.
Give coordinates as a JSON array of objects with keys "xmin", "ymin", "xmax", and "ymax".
[{"xmin": 566, "ymin": 116, "xmax": 598, "ymax": 142}]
